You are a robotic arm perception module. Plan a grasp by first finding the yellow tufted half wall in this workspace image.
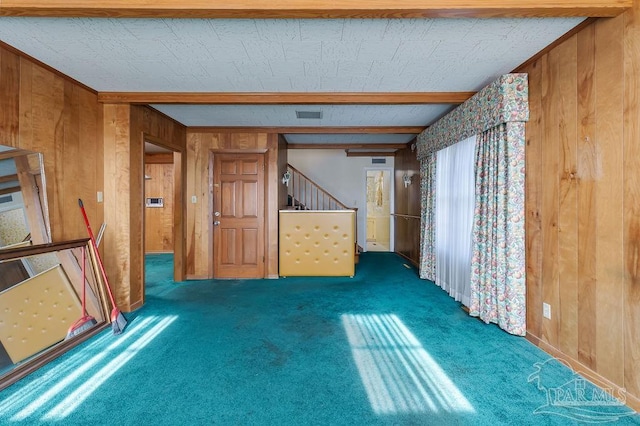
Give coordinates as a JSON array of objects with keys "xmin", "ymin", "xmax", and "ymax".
[
  {"xmin": 279, "ymin": 210, "xmax": 355, "ymax": 277},
  {"xmin": 0, "ymin": 265, "xmax": 81, "ymax": 363}
]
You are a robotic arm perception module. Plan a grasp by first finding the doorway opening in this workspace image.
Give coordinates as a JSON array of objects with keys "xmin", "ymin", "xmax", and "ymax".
[
  {"xmin": 143, "ymin": 138, "xmax": 182, "ymax": 298},
  {"xmin": 144, "ymin": 143, "xmax": 175, "ymax": 255},
  {"xmin": 365, "ymin": 169, "xmax": 392, "ymax": 252}
]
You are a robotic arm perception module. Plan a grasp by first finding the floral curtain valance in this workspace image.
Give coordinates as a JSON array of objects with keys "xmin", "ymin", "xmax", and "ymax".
[{"xmin": 416, "ymin": 74, "xmax": 529, "ymax": 160}]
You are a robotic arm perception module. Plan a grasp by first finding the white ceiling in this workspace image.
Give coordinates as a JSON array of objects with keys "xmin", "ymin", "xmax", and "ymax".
[
  {"xmin": 151, "ymin": 104, "xmax": 452, "ymax": 127},
  {"xmin": 0, "ymin": 17, "xmax": 585, "ymax": 147},
  {"xmin": 284, "ymin": 134, "xmax": 416, "ymax": 144}
]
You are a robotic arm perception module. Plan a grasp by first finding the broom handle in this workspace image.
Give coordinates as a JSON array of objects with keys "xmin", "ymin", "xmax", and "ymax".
[
  {"xmin": 87, "ymin": 241, "xmax": 111, "ymax": 319},
  {"xmin": 78, "ymin": 199, "xmax": 118, "ymax": 309},
  {"xmin": 81, "ymin": 246, "xmax": 87, "ymax": 315}
]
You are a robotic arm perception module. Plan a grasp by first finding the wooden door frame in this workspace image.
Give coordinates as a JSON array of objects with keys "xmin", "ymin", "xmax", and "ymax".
[
  {"xmin": 208, "ymin": 149, "xmax": 267, "ymax": 278},
  {"xmin": 142, "ymin": 133, "xmax": 185, "ymax": 284}
]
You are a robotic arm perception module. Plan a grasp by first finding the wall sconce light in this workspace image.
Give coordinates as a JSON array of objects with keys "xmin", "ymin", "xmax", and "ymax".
[
  {"xmin": 403, "ymin": 174, "xmax": 412, "ymax": 188},
  {"xmin": 282, "ymin": 171, "xmax": 291, "ymax": 186}
]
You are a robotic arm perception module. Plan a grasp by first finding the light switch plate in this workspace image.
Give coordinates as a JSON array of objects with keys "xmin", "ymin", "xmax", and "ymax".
[{"xmin": 543, "ymin": 303, "xmax": 551, "ymax": 319}]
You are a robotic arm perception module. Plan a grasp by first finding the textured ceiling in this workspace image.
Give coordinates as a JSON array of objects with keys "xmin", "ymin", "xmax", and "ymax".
[
  {"xmin": 284, "ymin": 134, "xmax": 417, "ymax": 144},
  {"xmin": 0, "ymin": 17, "xmax": 584, "ymax": 146},
  {"xmin": 151, "ymin": 104, "xmax": 453, "ymax": 127}
]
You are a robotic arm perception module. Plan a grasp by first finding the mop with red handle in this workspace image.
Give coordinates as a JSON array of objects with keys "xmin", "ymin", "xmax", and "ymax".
[{"xmin": 78, "ymin": 198, "xmax": 128, "ymax": 335}]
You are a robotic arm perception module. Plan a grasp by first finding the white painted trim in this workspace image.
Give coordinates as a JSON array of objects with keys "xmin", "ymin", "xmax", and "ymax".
[{"xmin": 363, "ymin": 166, "xmax": 394, "ymax": 253}]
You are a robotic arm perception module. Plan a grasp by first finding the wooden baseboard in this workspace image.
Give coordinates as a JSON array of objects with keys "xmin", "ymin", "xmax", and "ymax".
[
  {"xmin": 526, "ymin": 333, "xmax": 640, "ymax": 412},
  {"xmin": 185, "ymin": 274, "xmax": 209, "ymax": 280},
  {"xmin": 128, "ymin": 299, "xmax": 144, "ymax": 312},
  {"xmin": 393, "ymin": 251, "xmax": 419, "ymax": 268}
]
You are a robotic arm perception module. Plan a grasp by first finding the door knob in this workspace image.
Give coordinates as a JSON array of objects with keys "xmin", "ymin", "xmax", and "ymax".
[{"xmin": 214, "ymin": 221, "xmax": 220, "ymax": 226}]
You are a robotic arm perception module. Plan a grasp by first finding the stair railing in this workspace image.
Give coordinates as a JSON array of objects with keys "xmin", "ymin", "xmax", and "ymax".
[{"xmin": 286, "ymin": 164, "xmax": 351, "ymax": 211}]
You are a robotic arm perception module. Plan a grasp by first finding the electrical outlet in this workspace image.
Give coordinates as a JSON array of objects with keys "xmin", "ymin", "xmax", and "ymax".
[
  {"xmin": 97, "ymin": 191, "xmax": 103, "ymax": 203},
  {"xmin": 191, "ymin": 195, "xmax": 197, "ymax": 204},
  {"xmin": 543, "ymin": 303, "xmax": 551, "ymax": 319}
]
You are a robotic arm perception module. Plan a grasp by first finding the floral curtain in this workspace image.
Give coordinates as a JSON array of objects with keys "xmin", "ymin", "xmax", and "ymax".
[
  {"xmin": 469, "ymin": 123, "xmax": 526, "ymax": 336},
  {"xmin": 419, "ymin": 154, "xmax": 436, "ymax": 281},
  {"xmin": 415, "ymin": 73, "xmax": 528, "ymax": 335}
]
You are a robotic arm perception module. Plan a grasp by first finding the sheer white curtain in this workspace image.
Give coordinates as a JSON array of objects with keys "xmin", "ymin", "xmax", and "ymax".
[{"xmin": 435, "ymin": 135, "xmax": 476, "ymax": 307}]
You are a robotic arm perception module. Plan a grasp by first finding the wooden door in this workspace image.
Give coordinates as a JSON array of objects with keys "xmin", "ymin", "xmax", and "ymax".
[{"xmin": 213, "ymin": 153, "xmax": 265, "ymax": 278}]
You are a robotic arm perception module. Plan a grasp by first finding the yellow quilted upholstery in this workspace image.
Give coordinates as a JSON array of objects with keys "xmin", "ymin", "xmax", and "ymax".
[
  {"xmin": 0, "ymin": 265, "xmax": 81, "ymax": 364},
  {"xmin": 279, "ymin": 210, "xmax": 355, "ymax": 277}
]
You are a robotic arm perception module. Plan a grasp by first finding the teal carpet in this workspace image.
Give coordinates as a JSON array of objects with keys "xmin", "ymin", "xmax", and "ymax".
[{"xmin": 0, "ymin": 253, "xmax": 637, "ymax": 425}]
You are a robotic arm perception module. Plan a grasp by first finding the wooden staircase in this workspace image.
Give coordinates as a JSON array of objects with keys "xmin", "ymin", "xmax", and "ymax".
[{"xmin": 285, "ymin": 164, "xmax": 360, "ymax": 262}]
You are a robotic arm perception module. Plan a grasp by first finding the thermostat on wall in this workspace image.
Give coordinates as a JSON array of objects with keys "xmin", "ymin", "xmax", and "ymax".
[{"xmin": 146, "ymin": 197, "xmax": 164, "ymax": 208}]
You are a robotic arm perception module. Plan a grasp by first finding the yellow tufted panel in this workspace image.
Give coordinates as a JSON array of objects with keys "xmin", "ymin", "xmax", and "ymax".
[
  {"xmin": 0, "ymin": 265, "xmax": 81, "ymax": 364},
  {"xmin": 279, "ymin": 210, "xmax": 355, "ymax": 277}
]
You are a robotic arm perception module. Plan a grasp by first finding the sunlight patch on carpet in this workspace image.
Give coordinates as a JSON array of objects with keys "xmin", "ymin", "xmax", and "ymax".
[
  {"xmin": 0, "ymin": 315, "xmax": 177, "ymax": 422},
  {"xmin": 9, "ymin": 317, "xmax": 157, "ymax": 421},
  {"xmin": 0, "ymin": 331, "xmax": 113, "ymax": 418},
  {"xmin": 41, "ymin": 315, "xmax": 177, "ymax": 420},
  {"xmin": 342, "ymin": 313, "xmax": 475, "ymax": 415}
]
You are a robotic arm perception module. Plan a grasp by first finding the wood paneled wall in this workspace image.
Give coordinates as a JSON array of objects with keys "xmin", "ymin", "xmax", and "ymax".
[
  {"xmin": 0, "ymin": 43, "xmax": 103, "ymax": 244},
  {"xmin": 393, "ymin": 145, "xmax": 421, "ymax": 265},
  {"xmin": 103, "ymin": 105, "xmax": 186, "ymax": 311},
  {"xmin": 520, "ymin": 7, "xmax": 640, "ymax": 408},
  {"xmin": 278, "ymin": 134, "xmax": 289, "ymax": 211},
  {"xmin": 144, "ymin": 163, "xmax": 175, "ymax": 253},
  {"xmin": 185, "ymin": 131, "xmax": 283, "ymax": 279}
]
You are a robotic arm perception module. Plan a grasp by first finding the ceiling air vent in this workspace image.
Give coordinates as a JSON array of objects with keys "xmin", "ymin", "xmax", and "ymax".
[
  {"xmin": 295, "ymin": 110, "xmax": 323, "ymax": 119},
  {"xmin": 372, "ymin": 158, "xmax": 386, "ymax": 164},
  {"xmin": 0, "ymin": 195, "xmax": 13, "ymax": 204}
]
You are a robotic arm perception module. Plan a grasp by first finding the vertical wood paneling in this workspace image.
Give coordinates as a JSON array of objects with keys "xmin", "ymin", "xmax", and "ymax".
[
  {"xmin": 185, "ymin": 132, "xmax": 209, "ymax": 278},
  {"xmin": 144, "ymin": 163, "xmax": 174, "ymax": 252},
  {"xmin": 185, "ymin": 131, "xmax": 279, "ymax": 279},
  {"xmin": 8, "ymin": 47, "xmax": 103, "ymax": 245},
  {"xmin": 594, "ymin": 16, "xmax": 625, "ymax": 385},
  {"xmin": 172, "ymin": 151, "xmax": 185, "ymax": 282},
  {"xmin": 20, "ymin": 63, "xmax": 65, "ymax": 241},
  {"xmin": 105, "ymin": 105, "xmax": 186, "ymax": 310},
  {"xmin": 393, "ymin": 145, "xmax": 420, "ymax": 265},
  {"xmin": 277, "ymin": 134, "xmax": 288, "ymax": 210},
  {"xmin": 0, "ymin": 49, "xmax": 20, "ymax": 147},
  {"xmin": 522, "ymin": 6, "xmax": 640, "ymax": 408},
  {"xmin": 62, "ymin": 81, "xmax": 80, "ymax": 239},
  {"xmin": 266, "ymin": 133, "xmax": 281, "ymax": 278},
  {"xmin": 623, "ymin": 4, "xmax": 640, "ymax": 399},
  {"xmin": 555, "ymin": 36, "xmax": 579, "ymax": 359},
  {"xmin": 576, "ymin": 24, "xmax": 598, "ymax": 369},
  {"xmin": 525, "ymin": 58, "xmax": 543, "ymax": 339},
  {"xmin": 540, "ymin": 50, "xmax": 560, "ymax": 347},
  {"xmin": 128, "ymin": 106, "xmax": 146, "ymax": 310},
  {"xmin": 103, "ymin": 104, "xmax": 132, "ymax": 312}
]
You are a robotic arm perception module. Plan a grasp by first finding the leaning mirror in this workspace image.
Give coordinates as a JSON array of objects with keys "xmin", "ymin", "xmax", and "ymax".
[
  {"xmin": 0, "ymin": 145, "xmax": 51, "ymax": 248},
  {"xmin": 0, "ymin": 145, "xmax": 106, "ymax": 391}
]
